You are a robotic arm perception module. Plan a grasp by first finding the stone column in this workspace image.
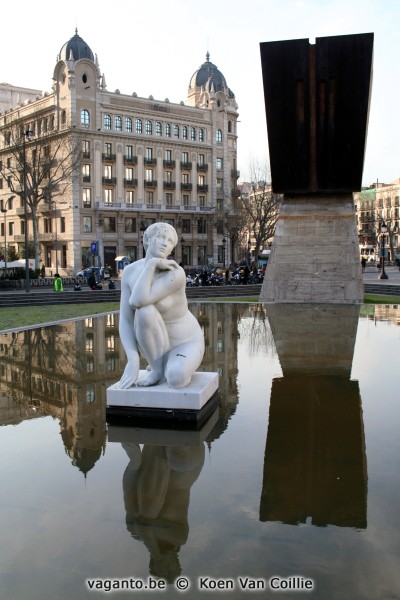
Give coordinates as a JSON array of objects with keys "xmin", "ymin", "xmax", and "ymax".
[{"xmin": 260, "ymin": 195, "xmax": 363, "ymax": 303}]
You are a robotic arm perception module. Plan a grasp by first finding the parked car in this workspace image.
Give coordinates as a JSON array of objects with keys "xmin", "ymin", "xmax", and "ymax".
[{"xmin": 76, "ymin": 267, "xmax": 110, "ymax": 282}]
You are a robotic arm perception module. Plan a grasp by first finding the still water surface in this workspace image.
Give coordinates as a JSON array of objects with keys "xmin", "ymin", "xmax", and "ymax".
[{"xmin": 0, "ymin": 303, "xmax": 399, "ymax": 599}]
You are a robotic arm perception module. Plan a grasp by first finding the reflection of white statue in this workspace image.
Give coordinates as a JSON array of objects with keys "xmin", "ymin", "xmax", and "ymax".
[{"xmin": 118, "ymin": 223, "xmax": 205, "ymax": 389}]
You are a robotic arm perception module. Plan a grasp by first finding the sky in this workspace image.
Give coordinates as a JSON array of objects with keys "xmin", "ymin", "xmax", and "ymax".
[{"xmin": 1, "ymin": 0, "xmax": 398, "ymax": 186}]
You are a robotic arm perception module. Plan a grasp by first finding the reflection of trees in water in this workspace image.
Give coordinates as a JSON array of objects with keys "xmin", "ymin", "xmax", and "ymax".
[{"xmin": 238, "ymin": 305, "xmax": 276, "ymax": 356}]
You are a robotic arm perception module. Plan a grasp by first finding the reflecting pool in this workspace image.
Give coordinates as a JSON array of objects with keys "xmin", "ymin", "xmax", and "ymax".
[{"xmin": 0, "ymin": 303, "xmax": 399, "ymax": 599}]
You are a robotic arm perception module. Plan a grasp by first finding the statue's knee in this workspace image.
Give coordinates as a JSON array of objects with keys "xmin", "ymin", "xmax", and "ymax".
[
  {"xmin": 165, "ymin": 363, "xmax": 190, "ymax": 388},
  {"xmin": 135, "ymin": 305, "xmax": 157, "ymax": 326}
]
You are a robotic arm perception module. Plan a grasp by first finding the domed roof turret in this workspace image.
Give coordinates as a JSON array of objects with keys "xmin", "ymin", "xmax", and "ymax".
[
  {"xmin": 189, "ymin": 52, "xmax": 234, "ymax": 96},
  {"xmin": 59, "ymin": 29, "xmax": 94, "ymax": 63}
]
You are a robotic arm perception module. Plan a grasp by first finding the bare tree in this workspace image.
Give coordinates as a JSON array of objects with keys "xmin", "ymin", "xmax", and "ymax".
[
  {"xmin": 240, "ymin": 160, "xmax": 282, "ymax": 261},
  {"xmin": 1, "ymin": 123, "xmax": 81, "ymax": 269}
]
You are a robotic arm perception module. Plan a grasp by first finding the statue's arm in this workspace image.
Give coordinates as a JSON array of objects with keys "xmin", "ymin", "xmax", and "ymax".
[
  {"xmin": 118, "ymin": 269, "xmax": 140, "ymax": 388},
  {"xmin": 129, "ymin": 259, "xmax": 183, "ymax": 308}
]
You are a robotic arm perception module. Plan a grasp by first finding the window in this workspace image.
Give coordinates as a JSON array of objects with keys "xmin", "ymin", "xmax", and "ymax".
[
  {"xmin": 82, "ymin": 140, "xmax": 90, "ymax": 158},
  {"xmin": 61, "ymin": 110, "xmax": 67, "ymax": 125},
  {"xmin": 104, "ymin": 165, "xmax": 112, "ymax": 179},
  {"xmin": 104, "ymin": 189, "xmax": 113, "ymax": 204},
  {"xmin": 216, "ymin": 129, "xmax": 222, "ymax": 143},
  {"xmin": 8, "ymin": 222, "xmax": 14, "ymax": 236},
  {"xmin": 165, "ymin": 123, "xmax": 171, "ymax": 137},
  {"xmin": 146, "ymin": 191, "xmax": 154, "ymax": 204},
  {"xmin": 83, "ymin": 188, "xmax": 92, "ymax": 208},
  {"xmin": 182, "ymin": 173, "xmax": 189, "ymax": 184},
  {"xmin": 126, "ymin": 145, "xmax": 133, "ymax": 159},
  {"xmin": 115, "ymin": 116, "xmax": 122, "ymax": 131},
  {"xmin": 198, "ymin": 174, "xmax": 205, "ymax": 186},
  {"xmin": 145, "ymin": 120, "xmax": 153, "ymax": 135},
  {"xmin": 125, "ymin": 117, "xmax": 132, "ymax": 132},
  {"xmin": 199, "ymin": 128, "xmax": 204, "ymax": 142},
  {"xmin": 166, "ymin": 193, "xmax": 173, "ymax": 206},
  {"xmin": 60, "ymin": 217, "xmax": 66, "ymax": 233},
  {"xmin": 146, "ymin": 147, "xmax": 153, "ymax": 160},
  {"xmin": 198, "ymin": 219, "xmax": 206, "ymax": 234},
  {"xmin": 126, "ymin": 190, "xmax": 134, "ymax": 204},
  {"xmin": 217, "ymin": 178, "xmax": 223, "ymax": 190},
  {"xmin": 81, "ymin": 109, "xmax": 90, "ymax": 127},
  {"xmin": 182, "ymin": 219, "xmax": 191, "ymax": 233},
  {"xmin": 182, "ymin": 126, "xmax": 188, "ymax": 140},
  {"xmin": 125, "ymin": 218, "xmax": 136, "ymax": 233},
  {"xmin": 216, "ymin": 158, "xmax": 223, "ymax": 170},
  {"xmin": 182, "ymin": 195, "xmax": 189, "ymax": 207},
  {"xmin": 217, "ymin": 198, "xmax": 223, "ymax": 212},
  {"xmin": 104, "ymin": 114, "xmax": 111, "ymax": 130},
  {"xmin": 125, "ymin": 246, "xmax": 137, "ymax": 261},
  {"xmin": 136, "ymin": 118, "xmax": 143, "ymax": 134},
  {"xmin": 105, "ymin": 143, "xmax": 112, "ymax": 157},
  {"xmin": 44, "ymin": 218, "xmax": 52, "ymax": 234},
  {"xmin": 199, "ymin": 195, "xmax": 205, "ymax": 207},
  {"xmin": 125, "ymin": 167, "xmax": 134, "ymax": 181},
  {"xmin": 182, "ymin": 151, "xmax": 189, "ymax": 164},
  {"xmin": 198, "ymin": 153, "xmax": 205, "ymax": 165},
  {"xmin": 156, "ymin": 121, "xmax": 162, "ymax": 136},
  {"xmin": 83, "ymin": 216, "xmax": 92, "ymax": 233},
  {"xmin": 145, "ymin": 169, "xmax": 153, "ymax": 182},
  {"xmin": 165, "ymin": 149, "xmax": 172, "ymax": 161},
  {"xmin": 82, "ymin": 164, "xmax": 91, "ymax": 182},
  {"xmin": 165, "ymin": 171, "xmax": 172, "ymax": 183},
  {"xmin": 191, "ymin": 127, "xmax": 196, "ymax": 141},
  {"xmin": 103, "ymin": 217, "xmax": 116, "ymax": 232},
  {"xmin": 174, "ymin": 125, "xmax": 180, "ymax": 138}
]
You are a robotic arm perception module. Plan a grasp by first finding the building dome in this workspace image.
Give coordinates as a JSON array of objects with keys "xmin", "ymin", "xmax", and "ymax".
[
  {"xmin": 189, "ymin": 52, "xmax": 233, "ymax": 96},
  {"xmin": 59, "ymin": 29, "xmax": 94, "ymax": 63}
]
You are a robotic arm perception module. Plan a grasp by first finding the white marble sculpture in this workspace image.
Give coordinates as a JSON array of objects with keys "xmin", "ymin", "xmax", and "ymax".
[{"xmin": 117, "ymin": 222, "xmax": 205, "ymax": 389}]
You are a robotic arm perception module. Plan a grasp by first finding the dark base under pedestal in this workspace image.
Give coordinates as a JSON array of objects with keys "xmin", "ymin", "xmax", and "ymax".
[{"xmin": 106, "ymin": 390, "xmax": 220, "ymax": 430}]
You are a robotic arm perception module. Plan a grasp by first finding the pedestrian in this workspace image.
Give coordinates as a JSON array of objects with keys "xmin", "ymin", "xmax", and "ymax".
[
  {"xmin": 361, "ymin": 256, "xmax": 367, "ymax": 273},
  {"xmin": 54, "ymin": 273, "xmax": 63, "ymax": 292}
]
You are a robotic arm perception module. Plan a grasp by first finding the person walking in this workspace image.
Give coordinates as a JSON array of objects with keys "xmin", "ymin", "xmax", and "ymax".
[{"xmin": 54, "ymin": 273, "xmax": 63, "ymax": 292}]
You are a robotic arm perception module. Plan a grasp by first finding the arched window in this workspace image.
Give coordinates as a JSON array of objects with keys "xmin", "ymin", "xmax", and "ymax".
[
  {"xmin": 174, "ymin": 124, "xmax": 180, "ymax": 138},
  {"xmin": 136, "ymin": 118, "xmax": 143, "ymax": 134},
  {"xmin": 165, "ymin": 123, "xmax": 171, "ymax": 138},
  {"xmin": 115, "ymin": 116, "xmax": 122, "ymax": 131},
  {"xmin": 81, "ymin": 109, "xmax": 90, "ymax": 128},
  {"xmin": 145, "ymin": 120, "xmax": 153, "ymax": 135},
  {"xmin": 125, "ymin": 117, "xmax": 132, "ymax": 132},
  {"xmin": 104, "ymin": 114, "xmax": 111, "ymax": 130},
  {"xmin": 182, "ymin": 126, "xmax": 188, "ymax": 140},
  {"xmin": 216, "ymin": 129, "xmax": 222, "ymax": 143},
  {"xmin": 191, "ymin": 127, "xmax": 196, "ymax": 141},
  {"xmin": 198, "ymin": 128, "xmax": 204, "ymax": 142},
  {"xmin": 156, "ymin": 122, "xmax": 162, "ymax": 136}
]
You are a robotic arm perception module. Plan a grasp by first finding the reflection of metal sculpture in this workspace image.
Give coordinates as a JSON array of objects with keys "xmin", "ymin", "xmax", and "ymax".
[
  {"xmin": 260, "ymin": 305, "xmax": 367, "ymax": 528},
  {"xmin": 118, "ymin": 223, "xmax": 205, "ymax": 389}
]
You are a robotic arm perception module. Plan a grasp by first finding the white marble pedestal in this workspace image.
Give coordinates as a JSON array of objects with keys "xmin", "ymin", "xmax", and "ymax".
[{"xmin": 106, "ymin": 371, "xmax": 219, "ymax": 428}]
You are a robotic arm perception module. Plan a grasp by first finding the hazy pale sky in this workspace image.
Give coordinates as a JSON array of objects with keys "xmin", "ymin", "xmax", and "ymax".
[{"xmin": 2, "ymin": 0, "xmax": 398, "ymax": 185}]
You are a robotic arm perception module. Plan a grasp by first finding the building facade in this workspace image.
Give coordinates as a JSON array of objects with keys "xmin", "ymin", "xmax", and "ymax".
[
  {"xmin": 354, "ymin": 179, "xmax": 400, "ymax": 261},
  {"xmin": 0, "ymin": 31, "xmax": 239, "ymax": 276}
]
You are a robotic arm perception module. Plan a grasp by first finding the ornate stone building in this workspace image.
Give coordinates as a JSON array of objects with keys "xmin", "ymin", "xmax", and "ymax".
[{"xmin": 0, "ymin": 31, "xmax": 239, "ymax": 276}]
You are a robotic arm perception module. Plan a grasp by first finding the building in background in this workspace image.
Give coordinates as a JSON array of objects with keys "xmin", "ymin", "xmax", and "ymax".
[{"xmin": 0, "ymin": 31, "xmax": 239, "ymax": 276}]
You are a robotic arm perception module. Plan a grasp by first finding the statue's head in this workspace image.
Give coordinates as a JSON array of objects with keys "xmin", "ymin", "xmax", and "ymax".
[{"xmin": 143, "ymin": 222, "xmax": 178, "ymax": 253}]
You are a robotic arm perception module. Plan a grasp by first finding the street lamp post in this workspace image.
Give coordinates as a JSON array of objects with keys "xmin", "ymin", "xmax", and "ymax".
[
  {"xmin": 222, "ymin": 237, "xmax": 226, "ymax": 268},
  {"xmin": 1, "ymin": 206, "xmax": 7, "ymax": 276},
  {"xmin": 379, "ymin": 222, "xmax": 389, "ymax": 280},
  {"xmin": 23, "ymin": 130, "xmax": 33, "ymax": 293},
  {"xmin": 1, "ymin": 195, "xmax": 15, "ymax": 277}
]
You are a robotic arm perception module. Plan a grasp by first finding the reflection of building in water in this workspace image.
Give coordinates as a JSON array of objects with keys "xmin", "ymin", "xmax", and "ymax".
[
  {"xmin": 0, "ymin": 303, "xmax": 244, "ymax": 469},
  {"xmin": 372, "ymin": 304, "xmax": 400, "ymax": 325},
  {"xmin": 190, "ymin": 303, "xmax": 244, "ymax": 442},
  {"xmin": 0, "ymin": 313, "xmax": 125, "ymax": 474},
  {"xmin": 260, "ymin": 304, "xmax": 367, "ymax": 528}
]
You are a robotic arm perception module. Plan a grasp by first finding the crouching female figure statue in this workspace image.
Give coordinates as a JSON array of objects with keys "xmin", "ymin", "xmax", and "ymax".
[{"xmin": 118, "ymin": 222, "xmax": 204, "ymax": 389}]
